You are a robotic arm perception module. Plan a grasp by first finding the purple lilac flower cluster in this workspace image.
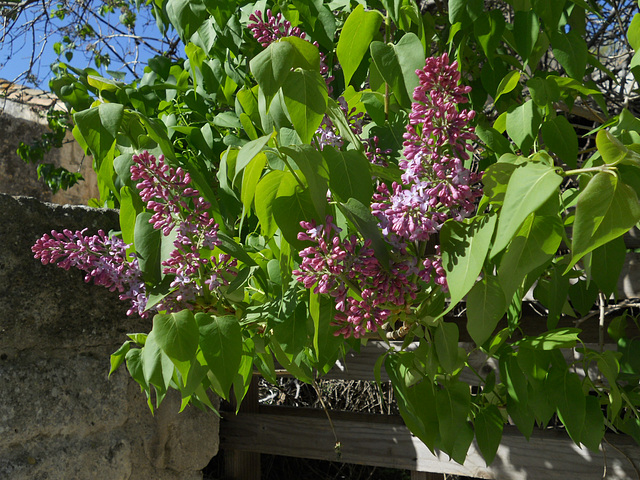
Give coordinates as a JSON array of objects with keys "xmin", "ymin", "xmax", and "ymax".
[
  {"xmin": 293, "ymin": 217, "xmax": 420, "ymax": 338},
  {"xmin": 32, "ymin": 229, "xmax": 148, "ymax": 317},
  {"xmin": 371, "ymin": 53, "xmax": 481, "ymax": 287},
  {"xmin": 33, "ymin": 152, "xmax": 237, "ymax": 317},
  {"xmin": 248, "ymin": 9, "xmax": 334, "ymax": 91},
  {"xmin": 130, "ymin": 151, "xmax": 236, "ymax": 311},
  {"xmin": 294, "ymin": 55, "xmax": 480, "ymax": 337}
]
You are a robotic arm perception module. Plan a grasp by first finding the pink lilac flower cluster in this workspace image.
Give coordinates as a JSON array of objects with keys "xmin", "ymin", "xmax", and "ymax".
[
  {"xmin": 371, "ymin": 53, "xmax": 482, "ymax": 287},
  {"xmin": 248, "ymin": 9, "xmax": 334, "ymax": 92},
  {"xmin": 32, "ymin": 229, "xmax": 148, "ymax": 317},
  {"xmin": 130, "ymin": 151, "xmax": 236, "ymax": 311},
  {"xmin": 293, "ymin": 217, "xmax": 420, "ymax": 338},
  {"xmin": 294, "ymin": 55, "xmax": 480, "ymax": 337},
  {"xmin": 33, "ymin": 152, "xmax": 237, "ymax": 316}
]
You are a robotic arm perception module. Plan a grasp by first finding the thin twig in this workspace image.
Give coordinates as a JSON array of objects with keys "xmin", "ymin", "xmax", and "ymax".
[{"xmin": 603, "ymin": 436, "xmax": 640, "ymax": 480}]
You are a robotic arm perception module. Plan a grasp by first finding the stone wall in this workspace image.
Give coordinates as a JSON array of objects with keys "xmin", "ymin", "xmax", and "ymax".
[
  {"xmin": 0, "ymin": 194, "xmax": 219, "ymax": 480},
  {"xmin": 0, "ymin": 86, "xmax": 98, "ymax": 205}
]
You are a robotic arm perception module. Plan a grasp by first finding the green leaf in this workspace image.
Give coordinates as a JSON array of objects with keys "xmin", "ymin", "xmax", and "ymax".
[
  {"xmin": 628, "ymin": 13, "xmax": 640, "ymax": 51},
  {"xmin": 532, "ymin": 0, "xmax": 566, "ymax": 30},
  {"xmin": 448, "ymin": 0, "xmax": 467, "ymax": 24},
  {"xmin": 513, "ymin": 10, "xmax": 540, "ymax": 60},
  {"xmin": 273, "ymin": 181, "xmax": 319, "ymax": 249},
  {"xmin": 197, "ymin": 313, "xmax": 242, "ymax": 399},
  {"xmin": 74, "ymin": 103, "xmax": 124, "ymax": 162},
  {"xmin": 279, "ymin": 36, "xmax": 321, "ymax": 72},
  {"xmin": 533, "ymin": 262, "xmax": 572, "ymax": 329},
  {"xmin": 310, "ymin": 293, "xmax": 342, "ymax": 374},
  {"xmin": 552, "ymin": 31, "xmax": 587, "ymax": 80},
  {"xmin": 435, "ymin": 322, "xmax": 460, "ymax": 374},
  {"xmin": 569, "ymin": 172, "xmax": 640, "ymax": 270},
  {"xmin": 542, "ymin": 116, "xmax": 578, "ymax": 168},
  {"xmin": 282, "ymin": 69, "xmax": 328, "ymax": 144},
  {"xmin": 474, "ymin": 405, "xmax": 504, "ymax": 465},
  {"xmin": 109, "ymin": 341, "xmax": 131, "ymax": 377},
  {"xmin": 497, "ymin": 214, "xmax": 563, "ymax": 301},
  {"xmin": 386, "ymin": 354, "xmax": 439, "ymax": 451},
  {"xmin": 369, "ymin": 34, "xmax": 425, "ymax": 107},
  {"xmin": 216, "ymin": 232, "xmax": 258, "ymax": 267},
  {"xmin": 119, "ymin": 186, "xmax": 143, "ymax": 247},
  {"xmin": 272, "ymin": 303, "xmax": 309, "ymax": 356},
  {"xmin": 235, "ymin": 134, "xmax": 271, "ymax": 183},
  {"xmin": 581, "ymin": 395, "xmax": 605, "ymax": 452},
  {"xmin": 241, "ymin": 152, "xmax": 268, "ymax": 211},
  {"xmin": 597, "ymin": 129, "xmax": 640, "ymax": 167},
  {"xmin": 475, "ymin": 124, "xmax": 513, "ymax": 155},
  {"xmin": 281, "ymin": 145, "xmax": 330, "ymax": 219},
  {"xmin": 527, "ymin": 76, "xmax": 560, "ymax": 107},
  {"xmin": 589, "ymin": 236, "xmax": 626, "ymax": 296},
  {"xmin": 501, "ymin": 355, "xmax": 535, "ymax": 439},
  {"xmin": 492, "ymin": 162, "xmax": 563, "ymax": 256},
  {"xmin": 255, "ymin": 170, "xmax": 290, "ymax": 237},
  {"xmin": 141, "ymin": 329, "xmax": 173, "ymax": 392},
  {"xmin": 506, "ymin": 100, "xmax": 542, "ymax": 151},
  {"xmin": 441, "ymin": 214, "xmax": 497, "ymax": 308},
  {"xmin": 474, "ymin": 10, "xmax": 506, "ymax": 63},
  {"xmin": 393, "ymin": 33, "xmax": 426, "ymax": 102},
  {"xmin": 232, "ymin": 339, "xmax": 255, "ymax": 412},
  {"xmin": 568, "ymin": 279, "xmax": 598, "ymax": 316},
  {"xmin": 337, "ymin": 5, "xmax": 383, "ymax": 86},
  {"xmin": 519, "ymin": 328, "xmax": 581, "ymax": 350},
  {"xmin": 250, "ymin": 41, "xmax": 296, "ymax": 106},
  {"xmin": 134, "ymin": 212, "xmax": 162, "ymax": 284},
  {"xmin": 322, "ymin": 146, "xmax": 373, "ymax": 205},
  {"xmin": 481, "ymin": 162, "xmax": 517, "ymax": 205},
  {"xmin": 494, "ymin": 71, "xmax": 520, "ymax": 103},
  {"xmin": 547, "ymin": 368, "xmax": 586, "ymax": 445},
  {"xmin": 166, "ymin": 0, "xmax": 207, "ymax": 41},
  {"xmin": 435, "ymin": 380, "xmax": 474, "ymax": 463},
  {"xmin": 467, "ymin": 276, "xmax": 507, "ymax": 346},
  {"xmin": 369, "ymin": 41, "xmax": 409, "ymax": 106},
  {"xmin": 269, "ymin": 339, "xmax": 314, "ymax": 383},
  {"xmin": 125, "ymin": 348, "xmax": 149, "ymax": 394},
  {"xmin": 153, "ymin": 310, "xmax": 199, "ymax": 362},
  {"xmin": 325, "ymin": 98, "xmax": 363, "ymax": 149}
]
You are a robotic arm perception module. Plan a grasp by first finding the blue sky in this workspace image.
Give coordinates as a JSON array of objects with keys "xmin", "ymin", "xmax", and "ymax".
[{"xmin": 0, "ymin": 5, "xmax": 166, "ymax": 91}]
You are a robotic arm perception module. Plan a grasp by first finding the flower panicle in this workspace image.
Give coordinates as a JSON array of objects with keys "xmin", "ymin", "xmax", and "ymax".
[
  {"xmin": 32, "ymin": 151, "xmax": 231, "ymax": 318},
  {"xmin": 31, "ymin": 228, "xmax": 149, "ymax": 317},
  {"xmin": 374, "ymin": 53, "xmax": 482, "ymax": 259},
  {"xmin": 293, "ymin": 217, "xmax": 420, "ymax": 339}
]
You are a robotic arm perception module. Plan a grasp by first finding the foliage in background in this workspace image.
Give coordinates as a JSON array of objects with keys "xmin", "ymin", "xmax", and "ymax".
[
  {"xmin": 15, "ymin": 108, "xmax": 83, "ymax": 194},
  {"xmin": 31, "ymin": 0, "xmax": 640, "ymax": 466}
]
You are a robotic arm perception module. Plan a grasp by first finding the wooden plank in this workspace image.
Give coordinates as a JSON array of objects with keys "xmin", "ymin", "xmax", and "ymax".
[
  {"xmin": 221, "ymin": 407, "xmax": 640, "ymax": 480},
  {"xmin": 323, "ymin": 341, "xmax": 612, "ymax": 383},
  {"xmin": 225, "ymin": 376, "xmax": 261, "ymax": 480}
]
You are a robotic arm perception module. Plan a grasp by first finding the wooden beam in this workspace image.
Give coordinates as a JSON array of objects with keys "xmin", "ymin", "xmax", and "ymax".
[
  {"xmin": 224, "ymin": 376, "xmax": 261, "ymax": 480},
  {"xmin": 221, "ymin": 407, "xmax": 640, "ymax": 480},
  {"xmin": 323, "ymin": 341, "xmax": 613, "ymax": 384}
]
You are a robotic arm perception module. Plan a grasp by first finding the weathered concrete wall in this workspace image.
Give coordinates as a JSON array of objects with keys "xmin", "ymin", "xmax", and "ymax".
[
  {"xmin": 0, "ymin": 194, "xmax": 219, "ymax": 480},
  {"xmin": 0, "ymin": 91, "xmax": 99, "ymax": 205}
]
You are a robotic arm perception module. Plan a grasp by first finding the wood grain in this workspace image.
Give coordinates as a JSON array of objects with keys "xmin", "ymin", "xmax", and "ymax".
[{"xmin": 221, "ymin": 407, "xmax": 640, "ymax": 480}]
